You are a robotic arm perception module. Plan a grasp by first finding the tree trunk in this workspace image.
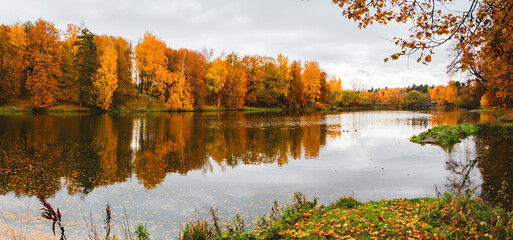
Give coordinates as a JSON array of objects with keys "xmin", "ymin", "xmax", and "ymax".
[{"xmin": 146, "ymin": 94, "xmax": 152, "ymax": 110}]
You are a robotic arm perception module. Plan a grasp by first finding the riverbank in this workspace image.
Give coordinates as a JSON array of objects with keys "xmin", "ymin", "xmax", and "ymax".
[
  {"xmin": 177, "ymin": 192, "xmax": 512, "ymax": 240},
  {"xmin": 1, "ymin": 96, "xmax": 462, "ymax": 114},
  {"xmin": 23, "ymin": 192, "xmax": 511, "ymax": 240}
]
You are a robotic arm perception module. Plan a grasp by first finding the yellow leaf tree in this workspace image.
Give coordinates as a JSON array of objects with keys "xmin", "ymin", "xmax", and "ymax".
[
  {"xmin": 204, "ymin": 57, "xmax": 228, "ymax": 107},
  {"xmin": 93, "ymin": 35, "xmax": 118, "ymax": 110}
]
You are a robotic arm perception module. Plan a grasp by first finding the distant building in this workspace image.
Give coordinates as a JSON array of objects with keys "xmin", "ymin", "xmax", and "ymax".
[{"xmin": 424, "ymin": 101, "xmax": 437, "ymax": 106}]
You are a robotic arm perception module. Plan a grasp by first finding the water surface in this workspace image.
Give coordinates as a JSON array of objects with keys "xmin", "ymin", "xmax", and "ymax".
[{"xmin": 0, "ymin": 110, "xmax": 508, "ymax": 239}]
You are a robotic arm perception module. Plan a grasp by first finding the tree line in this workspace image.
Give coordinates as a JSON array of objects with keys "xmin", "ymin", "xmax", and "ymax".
[
  {"xmin": 0, "ymin": 18, "xmax": 507, "ymax": 111},
  {"xmin": 0, "ymin": 19, "xmax": 346, "ymax": 111},
  {"xmin": 339, "ymin": 81, "xmax": 482, "ymax": 109}
]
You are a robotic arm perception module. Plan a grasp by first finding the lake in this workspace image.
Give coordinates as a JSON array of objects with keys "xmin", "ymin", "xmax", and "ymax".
[{"xmin": 0, "ymin": 110, "xmax": 511, "ymax": 239}]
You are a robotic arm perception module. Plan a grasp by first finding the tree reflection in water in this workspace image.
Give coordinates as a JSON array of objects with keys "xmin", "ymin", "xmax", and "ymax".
[
  {"xmin": 476, "ymin": 133, "xmax": 513, "ymax": 211},
  {"xmin": 0, "ymin": 112, "xmax": 339, "ymax": 198},
  {"xmin": 444, "ymin": 137, "xmax": 479, "ymax": 194},
  {"xmin": 1, "ymin": 110, "xmax": 511, "ymax": 212},
  {"xmin": 441, "ymin": 132, "xmax": 513, "ymax": 211}
]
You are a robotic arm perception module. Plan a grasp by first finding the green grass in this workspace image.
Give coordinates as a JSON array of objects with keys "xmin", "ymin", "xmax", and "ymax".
[{"xmin": 410, "ymin": 123, "xmax": 479, "ymax": 149}]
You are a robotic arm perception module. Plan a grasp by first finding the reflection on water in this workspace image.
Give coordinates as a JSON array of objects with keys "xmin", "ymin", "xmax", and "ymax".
[
  {"xmin": 443, "ymin": 137, "xmax": 479, "ymax": 194},
  {"xmin": 0, "ymin": 109, "xmax": 510, "ymax": 238},
  {"xmin": 476, "ymin": 133, "xmax": 513, "ymax": 210},
  {"xmin": 0, "ymin": 112, "xmax": 345, "ymax": 197}
]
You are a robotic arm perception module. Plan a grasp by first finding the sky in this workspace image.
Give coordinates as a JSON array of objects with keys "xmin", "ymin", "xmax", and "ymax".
[{"xmin": 1, "ymin": 0, "xmax": 465, "ymax": 89}]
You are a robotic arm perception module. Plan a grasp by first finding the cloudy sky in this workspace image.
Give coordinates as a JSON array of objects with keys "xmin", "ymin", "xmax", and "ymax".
[{"xmin": 1, "ymin": 0, "xmax": 463, "ymax": 89}]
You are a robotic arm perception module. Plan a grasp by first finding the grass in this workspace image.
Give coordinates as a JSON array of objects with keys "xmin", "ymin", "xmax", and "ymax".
[
  {"xmin": 0, "ymin": 99, "xmax": 33, "ymax": 113},
  {"xmin": 45, "ymin": 103, "xmax": 93, "ymax": 113},
  {"xmin": 110, "ymin": 94, "xmax": 168, "ymax": 113},
  {"xmin": 197, "ymin": 105, "xmax": 225, "ymax": 112},
  {"xmin": 177, "ymin": 191, "xmax": 513, "ymax": 240},
  {"xmin": 410, "ymin": 123, "xmax": 479, "ymax": 149},
  {"xmin": 240, "ymin": 106, "xmax": 284, "ymax": 112},
  {"xmin": 0, "ymin": 98, "xmax": 444, "ymax": 114},
  {"xmin": 0, "ymin": 95, "xmax": 169, "ymax": 114}
]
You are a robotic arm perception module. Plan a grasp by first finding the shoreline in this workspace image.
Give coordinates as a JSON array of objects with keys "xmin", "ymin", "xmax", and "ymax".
[
  {"xmin": 9, "ymin": 193, "xmax": 510, "ymax": 240},
  {"xmin": 0, "ymin": 101, "xmax": 467, "ymax": 114}
]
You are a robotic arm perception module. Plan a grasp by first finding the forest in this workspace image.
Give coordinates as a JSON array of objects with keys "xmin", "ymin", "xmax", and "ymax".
[{"xmin": 0, "ymin": 19, "xmax": 504, "ymax": 112}]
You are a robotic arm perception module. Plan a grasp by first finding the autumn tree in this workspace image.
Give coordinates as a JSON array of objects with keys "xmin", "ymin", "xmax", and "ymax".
[
  {"xmin": 112, "ymin": 36, "xmax": 135, "ymax": 105},
  {"xmin": 328, "ymin": 77, "xmax": 342, "ymax": 107},
  {"xmin": 319, "ymin": 71, "xmax": 330, "ymax": 104},
  {"xmin": 0, "ymin": 25, "xmax": 9, "ymax": 102},
  {"xmin": 445, "ymin": 81, "xmax": 458, "ymax": 106},
  {"xmin": 59, "ymin": 24, "xmax": 81, "ymax": 102},
  {"xmin": 478, "ymin": 7, "xmax": 513, "ymax": 108},
  {"xmin": 92, "ymin": 35, "xmax": 118, "ymax": 110},
  {"xmin": 135, "ymin": 33, "xmax": 193, "ymax": 110},
  {"xmin": 274, "ymin": 54, "xmax": 291, "ymax": 105},
  {"xmin": 165, "ymin": 48, "xmax": 207, "ymax": 108},
  {"xmin": 331, "ymin": 0, "xmax": 513, "ymax": 108},
  {"xmin": 204, "ymin": 57, "xmax": 227, "ymax": 107},
  {"xmin": 302, "ymin": 61, "xmax": 321, "ymax": 106},
  {"xmin": 286, "ymin": 60, "xmax": 307, "ymax": 108},
  {"xmin": 242, "ymin": 55, "xmax": 262, "ymax": 106},
  {"xmin": 256, "ymin": 56, "xmax": 290, "ymax": 106},
  {"xmin": 220, "ymin": 54, "xmax": 247, "ymax": 110},
  {"xmin": 404, "ymin": 90, "xmax": 426, "ymax": 108},
  {"xmin": 0, "ymin": 24, "xmax": 27, "ymax": 102},
  {"xmin": 429, "ymin": 86, "xmax": 446, "ymax": 106},
  {"xmin": 135, "ymin": 33, "xmax": 166, "ymax": 106},
  {"xmin": 25, "ymin": 19, "xmax": 62, "ymax": 108}
]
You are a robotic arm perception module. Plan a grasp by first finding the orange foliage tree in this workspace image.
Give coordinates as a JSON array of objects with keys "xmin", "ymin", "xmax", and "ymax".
[
  {"xmin": 286, "ymin": 60, "xmax": 307, "ymax": 108},
  {"xmin": 242, "ymin": 55, "xmax": 262, "ymax": 106},
  {"xmin": 220, "ymin": 54, "xmax": 247, "ymax": 110},
  {"xmin": 135, "ymin": 33, "xmax": 193, "ymax": 110},
  {"xmin": 59, "ymin": 24, "xmax": 81, "ymax": 102},
  {"xmin": 166, "ymin": 48, "xmax": 207, "ymax": 107},
  {"xmin": 135, "ymin": 32, "xmax": 167, "ymax": 97},
  {"xmin": 302, "ymin": 61, "xmax": 321, "ymax": 106},
  {"xmin": 479, "ymin": 6, "xmax": 513, "ymax": 108},
  {"xmin": 429, "ymin": 81, "xmax": 458, "ymax": 106},
  {"xmin": 0, "ymin": 24, "xmax": 27, "ymax": 102},
  {"xmin": 25, "ymin": 19, "xmax": 62, "ymax": 108}
]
